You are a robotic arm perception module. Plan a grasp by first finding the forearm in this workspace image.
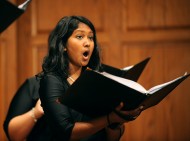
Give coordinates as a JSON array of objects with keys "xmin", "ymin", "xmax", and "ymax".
[
  {"xmin": 70, "ymin": 115, "xmax": 109, "ymax": 140},
  {"xmin": 8, "ymin": 109, "xmax": 38, "ymax": 141},
  {"xmin": 106, "ymin": 124, "xmax": 125, "ymax": 141}
]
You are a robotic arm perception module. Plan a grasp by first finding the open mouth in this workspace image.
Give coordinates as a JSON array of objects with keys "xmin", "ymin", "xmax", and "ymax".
[{"xmin": 83, "ymin": 51, "xmax": 89, "ymax": 57}]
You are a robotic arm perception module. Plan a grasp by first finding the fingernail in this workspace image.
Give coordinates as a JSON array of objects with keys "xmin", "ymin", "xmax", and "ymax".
[{"xmin": 139, "ymin": 105, "xmax": 144, "ymax": 110}]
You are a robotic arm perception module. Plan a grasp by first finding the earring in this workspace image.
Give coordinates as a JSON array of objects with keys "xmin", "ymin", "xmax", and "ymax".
[{"xmin": 64, "ymin": 48, "xmax": 67, "ymax": 52}]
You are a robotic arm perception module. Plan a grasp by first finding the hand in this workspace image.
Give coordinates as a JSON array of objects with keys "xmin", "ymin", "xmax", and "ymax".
[
  {"xmin": 109, "ymin": 102, "xmax": 144, "ymax": 124},
  {"xmin": 33, "ymin": 99, "xmax": 44, "ymax": 119}
]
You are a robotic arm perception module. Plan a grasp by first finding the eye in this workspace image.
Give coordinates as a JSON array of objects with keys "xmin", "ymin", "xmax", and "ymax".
[
  {"xmin": 76, "ymin": 35, "xmax": 83, "ymax": 39},
  {"xmin": 88, "ymin": 36, "xmax": 94, "ymax": 41}
]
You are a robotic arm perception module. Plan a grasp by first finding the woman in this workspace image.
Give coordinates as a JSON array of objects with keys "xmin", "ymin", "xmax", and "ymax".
[{"xmin": 38, "ymin": 16, "xmax": 143, "ymax": 141}]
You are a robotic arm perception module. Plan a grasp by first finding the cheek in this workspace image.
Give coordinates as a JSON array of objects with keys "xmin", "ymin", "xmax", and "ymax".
[
  {"xmin": 68, "ymin": 49, "xmax": 79, "ymax": 59},
  {"xmin": 90, "ymin": 42, "xmax": 95, "ymax": 50},
  {"xmin": 67, "ymin": 42, "xmax": 79, "ymax": 53},
  {"xmin": 90, "ymin": 45, "xmax": 95, "ymax": 54},
  {"xmin": 67, "ymin": 46, "xmax": 81, "ymax": 60}
]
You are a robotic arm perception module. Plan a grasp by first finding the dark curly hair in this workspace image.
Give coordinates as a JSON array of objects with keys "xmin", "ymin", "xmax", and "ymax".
[{"xmin": 39, "ymin": 16, "xmax": 101, "ymax": 79}]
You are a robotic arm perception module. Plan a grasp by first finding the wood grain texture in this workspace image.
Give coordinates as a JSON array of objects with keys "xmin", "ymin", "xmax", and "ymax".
[{"xmin": 1, "ymin": 0, "xmax": 190, "ymax": 140}]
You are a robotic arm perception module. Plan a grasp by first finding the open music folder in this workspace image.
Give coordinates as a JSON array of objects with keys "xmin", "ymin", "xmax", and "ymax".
[{"xmin": 60, "ymin": 69, "xmax": 190, "ymax": 118}]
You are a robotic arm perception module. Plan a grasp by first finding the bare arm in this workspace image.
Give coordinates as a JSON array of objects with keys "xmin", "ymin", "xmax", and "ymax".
[
  {"xmin": 8, "ymin": 99, "xmax": 44, "ymax": 141},
  {"xmin": 106, "ymin": 124, "xmax": 125, "ymax": 141},
  {"xmin": 70, "ymin": 115, "xmax": 108, "ymax": 140},
  {"xmin": 70, "ymin": 103, "xmax": 143, "ymax": 141},
  {"xmin": 106, "ymin": 103, "xmax": 143, "ymax": 141}
]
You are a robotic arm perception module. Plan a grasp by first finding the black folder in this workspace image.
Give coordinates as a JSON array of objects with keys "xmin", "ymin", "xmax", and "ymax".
[
  {"xmin": 0, "ymin": 0, "xmax": 31, "ymax": 33},
  {"xmin": 61, "ymin": 70, "xmax": 190, "ymax": 118},
  {"xmin": 102, "ymin": 57, "xmax": 150, "ymax": 82}
]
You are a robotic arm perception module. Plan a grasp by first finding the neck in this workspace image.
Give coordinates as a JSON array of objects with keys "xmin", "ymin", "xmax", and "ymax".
[
  {"xmin": 69, "ymin": 64, "xmax": 82, "ymax": 75},
  {"xmin": 69, "ymin": 67, "xmax": 82, "ymax": 79},
  {"xmin": 68, "ymin": 64, "xmax": 83, "ymax": 84}
]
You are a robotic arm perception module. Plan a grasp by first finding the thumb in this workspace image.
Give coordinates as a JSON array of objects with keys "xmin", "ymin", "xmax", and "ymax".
[{"xmin": 115, "ymin": 102, "xmax": 124, "ymax": 111}]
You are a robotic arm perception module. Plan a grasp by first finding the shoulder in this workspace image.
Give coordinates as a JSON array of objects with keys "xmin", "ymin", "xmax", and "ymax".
[
  {"xmin": 25, "ymin": 76, "xmax": 40, "ymax": 98},
  {"xmin": 42, "ymin": 73, "xmax": 63, "ymax": 82},
  {"xmin": 40, "ymin": 73, "xmax": 68, "ymax": 88},
  {"xmin": 27, "ymin": 76, "xmax": 40, "ymax": 86},
  {"xmin": 39, "ymin": 73, "xmax": 69, "ymax": 98},
  {"xmin": 26, "ymin": 76, "xmax": 40, "ymax": 90}
]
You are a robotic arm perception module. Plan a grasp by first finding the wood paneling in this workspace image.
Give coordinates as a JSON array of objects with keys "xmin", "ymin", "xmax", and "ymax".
[
  {"xmin": 120, "ymin": 44, "xmax": 190, "ymax": 141},
  {"xmin": 127, "ymin": 0, "xmax": 190, "ymax": 29},
  {"xmin": 0, "ymin": 37, "xmax": 7, "ymax": 141},
  {"xmin": 0, "ymin": 17, "xmax": 17, "ymax": 141},
  {"xmin": 34, "ymin": 0, "xmax": 106, "ymax": 33},
  {"xmin": 1, "ymin": 0, "xmax": 190, "ymax": 140}
]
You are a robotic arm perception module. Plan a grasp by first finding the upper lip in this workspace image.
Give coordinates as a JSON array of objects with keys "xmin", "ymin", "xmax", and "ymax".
[{"xmin": 83, "ymin": 49, "xmax": 90, "ymax": 57}]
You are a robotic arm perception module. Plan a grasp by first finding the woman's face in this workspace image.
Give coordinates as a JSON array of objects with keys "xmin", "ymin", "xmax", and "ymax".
[{"xmin": 66, "ymin": 22, "xmax": 94, "ymax": 69}]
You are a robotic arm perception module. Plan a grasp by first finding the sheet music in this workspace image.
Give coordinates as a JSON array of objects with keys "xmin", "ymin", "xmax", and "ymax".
[{"xmin": 18, "ymin": 0, "xmax": 31, "ymax": 10}]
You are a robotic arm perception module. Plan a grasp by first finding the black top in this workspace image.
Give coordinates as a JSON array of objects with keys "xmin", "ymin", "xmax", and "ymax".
[
  {"xmin": 3, "ymin": 77, "xmax": 52, "ymax": 141},
  {"xmin": 39, "ymin": 73, "xmax": 107, "ymax": 141}
]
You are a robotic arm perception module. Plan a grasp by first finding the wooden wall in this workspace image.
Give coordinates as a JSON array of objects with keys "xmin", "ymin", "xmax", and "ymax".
[
  {"xmin": 0, "ymin": 0, "xmax": 18, "ymax": 140},
  {"xmin": 1, "ymin": 0, "xmax": 190, "ymax": 140}
]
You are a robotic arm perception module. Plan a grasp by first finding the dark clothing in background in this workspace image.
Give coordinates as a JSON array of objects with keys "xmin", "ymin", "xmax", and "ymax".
[{"xmin": 3, "ymin": 77, "xmax": 52, "ymax": 141}]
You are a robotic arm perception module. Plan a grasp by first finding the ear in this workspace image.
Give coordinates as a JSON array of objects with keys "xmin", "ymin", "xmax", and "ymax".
[{"xmin": 64, "ymin": 48, "xmax": 67, "ymax": 51}]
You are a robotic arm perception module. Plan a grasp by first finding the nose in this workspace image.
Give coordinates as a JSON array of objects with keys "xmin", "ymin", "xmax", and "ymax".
[{"xmin": 83, "ymin": 38, "xmax": 90, "ymax": 47}]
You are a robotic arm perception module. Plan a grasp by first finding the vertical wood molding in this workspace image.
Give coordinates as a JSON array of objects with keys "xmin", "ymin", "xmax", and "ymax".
[
  {"xmin": 0, "ymin": 39, "xmax": 6, "ymax": 141},
  {"xmin": 0, "ymin": 22, "xmax": 17, "ymax": 141}
]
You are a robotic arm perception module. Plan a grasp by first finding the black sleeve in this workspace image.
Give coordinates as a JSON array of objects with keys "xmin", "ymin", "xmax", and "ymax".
[
  {"xmin": 3, "ymin": 77, "xmax": 38, "ymax": 139},
  {"xmin": 39, "ymin": 74, "xmax": 75, "ymax": 141}
]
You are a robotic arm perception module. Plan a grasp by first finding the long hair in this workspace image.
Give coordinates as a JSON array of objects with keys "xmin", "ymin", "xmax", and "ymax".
[{"xmin": 40, "ymin": 16, "xmax": 101, "ymax": 79}]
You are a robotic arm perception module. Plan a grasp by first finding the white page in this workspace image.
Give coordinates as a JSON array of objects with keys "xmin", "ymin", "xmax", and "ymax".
[
  {"xmin": 18, "ymin": 0, "xmax": 31, "ymax": 10},
  {"xmin": 147, "ymin": 72, "xmax": 187, "ymax": 94},
  {"xmin": 122, "ymin": 65, "xmax": 133, "ymax": 71},
  {"xmin": 99, "ymin": 71, "xmax": 147, "ymax": 94}
]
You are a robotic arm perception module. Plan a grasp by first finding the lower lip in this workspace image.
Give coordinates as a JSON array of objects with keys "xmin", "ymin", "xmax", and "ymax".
[{"xmin": 83, "ymin": 55, "xmax": 89, "ymax": 61}]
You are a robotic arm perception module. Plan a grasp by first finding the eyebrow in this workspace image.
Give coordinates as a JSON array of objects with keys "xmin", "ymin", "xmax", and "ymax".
[{"xmin": 75, "ymin": 29, "xmax": 93, "ymax": 34}]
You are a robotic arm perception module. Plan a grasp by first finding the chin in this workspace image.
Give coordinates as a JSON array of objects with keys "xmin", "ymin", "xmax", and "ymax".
[{"xmin": 81, "ymin": 62, "xmax": 89, "ymax": 67}]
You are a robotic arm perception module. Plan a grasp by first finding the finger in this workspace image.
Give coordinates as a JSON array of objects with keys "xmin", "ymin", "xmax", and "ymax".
[
  {"xmin": 135, "ymin": 105, "xmax": 144, "ymax": 115},
  {"xmin": 138, "ymin": 105, "xmax": 144, "ymax": 111},
  {"xmin": 121, "ymin": 107, "xmax": 142, "ymax": 117},
  {"xmin": 129, "ymin": 106, "xmax": 144, "ymax": 118},
  {"xmin": 115, "ymin": 102, "xmax": 124, "ymax": 110}
]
